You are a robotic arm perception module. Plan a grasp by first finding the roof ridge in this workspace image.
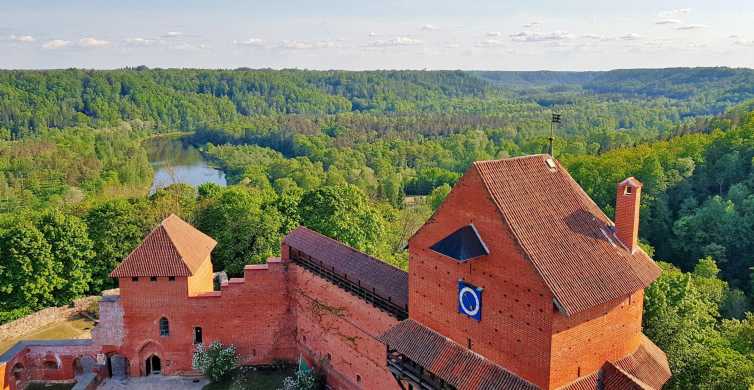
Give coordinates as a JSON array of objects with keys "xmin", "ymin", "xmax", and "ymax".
[
  {"xmin": 473, "ymin": 154, "xmax": 549, "ymax": 165},
  {"xmin": 160, "ymin": 216, "xmax": 194, "ymax": 276}
]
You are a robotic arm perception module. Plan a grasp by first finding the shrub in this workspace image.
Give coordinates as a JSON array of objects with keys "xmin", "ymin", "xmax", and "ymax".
[
  {"xmin": 192, "ymin": 341, "xmax": 240, "ymax": 382},
  {"xmin": 278, "ymin": 359, "xmax": 322, "ymax": 390}
]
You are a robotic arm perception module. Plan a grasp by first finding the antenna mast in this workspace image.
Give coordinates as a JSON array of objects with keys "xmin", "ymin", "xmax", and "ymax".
[{"xmin": 549, "ymin": 112, "xmax": 561, "ymax": 157}]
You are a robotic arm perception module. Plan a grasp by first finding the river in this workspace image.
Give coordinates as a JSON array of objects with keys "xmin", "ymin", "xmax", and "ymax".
[{"xmin": 146, "ymin": 137, "xmax": 227, "ymax": 194}]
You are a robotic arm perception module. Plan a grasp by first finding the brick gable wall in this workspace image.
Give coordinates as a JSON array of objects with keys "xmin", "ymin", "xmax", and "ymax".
[{"xmin": 409, "ymin": 167, "xmax": 555, "ymax": 389}]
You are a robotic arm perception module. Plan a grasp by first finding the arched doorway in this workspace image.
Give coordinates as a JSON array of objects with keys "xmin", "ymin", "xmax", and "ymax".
[{"xmin": 145, "ymin": 354, "xmax": 161, "ymax": 375}]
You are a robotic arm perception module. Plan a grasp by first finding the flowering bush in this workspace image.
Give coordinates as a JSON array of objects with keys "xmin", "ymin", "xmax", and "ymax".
[{"xmin": 192, "ymin": 341, "xmax": 239, "ymax": 382}]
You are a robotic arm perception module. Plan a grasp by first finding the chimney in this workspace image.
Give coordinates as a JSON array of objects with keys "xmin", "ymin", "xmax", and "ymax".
[{"xmin": 615, "ymin": 177, "xmax": 642, "ymax": 252}]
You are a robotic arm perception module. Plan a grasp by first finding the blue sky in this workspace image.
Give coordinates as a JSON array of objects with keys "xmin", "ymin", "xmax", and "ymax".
[{"xmin": 1, "ymin": 0, "xmax": 753, "ymax": 70}]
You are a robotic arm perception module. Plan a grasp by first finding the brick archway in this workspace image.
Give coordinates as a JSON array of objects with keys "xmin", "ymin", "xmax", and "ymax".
[{"xmin": 137, "ymin": 340, "xmax": 164, "ymax": 376}]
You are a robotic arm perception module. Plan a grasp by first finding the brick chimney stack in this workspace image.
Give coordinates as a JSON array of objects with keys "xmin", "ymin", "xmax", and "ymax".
[{"xmin": 615, "ymin": 177, "xmax": 642, "ymax": 252}]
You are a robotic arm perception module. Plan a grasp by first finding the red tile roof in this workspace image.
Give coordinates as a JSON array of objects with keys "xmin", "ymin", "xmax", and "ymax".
[
  {"xmin": 284, "ymin": 226, "xmax": 409, "ymax": 310},
  {"xmin": 379, "ymin": 319, "xmax": 539, "ymax": 390},
  {"xmin": 611, "ymin": 335, "xmax": 671, "ymax": 389},
  {"xmin": 560, "ymin": 335, "xmax": 671, "ymax": 390},
  {"xmin": 473, "ymin": 155, "xmax": 661, "ymax": 316},
  {"xmin": 110, "ymin": 214, "xmax": 216, "ymax": 277}
]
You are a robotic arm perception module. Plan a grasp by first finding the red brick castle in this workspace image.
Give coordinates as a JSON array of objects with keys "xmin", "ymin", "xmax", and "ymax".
[{"xmin": 1, "ymin": 155, "xmax": 671, "ymax": 389}]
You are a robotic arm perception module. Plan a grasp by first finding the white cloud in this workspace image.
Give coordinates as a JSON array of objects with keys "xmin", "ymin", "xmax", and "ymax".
[
  {"xmin": 581, "ymin": 34, "xmax": 609, "ymax": 41},
  {"xmin": 476, "ymin": 39, "xmax": 506, "ymax": 47},
  {"xmin": 733, "ymin": 39, "xmax": 754, "ymax": 47},
  {"xmin": 486, "ymin": 31, "xmax": 502, "ymax": 37},
  {"xmin": 523, "ymin": 21, "xmax": 541, "ymax": 28},
  {"xmin": 368, "ymin": 32, "xmax": 379, "ymax": 37},
  {"xmin": 78, "ymin": 37, "xmax": 111, "ymax": 48},
  {"xmin": 42, "ymin": 39, "xmax": 72, "ymax": 49},
  {"xmin": 10, "ymin": 34, "xmax": 35, "ymax": 43},
  {"xmin": 170, "ymin": 42, "xmax": 209, "ymax": 51},
  {"xmin": 279, "ymin": 40, "xmax": 337, "ymax": 50},
  {"xmin": 124, "ymin": 37, "xmax": 156, "ymax": 46},
  {"xmin": 421, "ymin": 24, "xmax": 439, "ymax": 31},
  {"xmin": 620, "ymin": 33, "xmax": 642, "ymax": 41},
  {"xmin": 510, "ymin": 30, "xmax": 572, "ymax": 42},
  {"xmin": 367, "ymin": 36, "xmax": 423, "ymax": 47},
  {"xmin": 658, "ymin": 8, "xmax": 691, "ymax": 18},
  {"xmin": 234, "ymin": 38, "xmax": 265, "ymax": 47},
  {"xmin": 164, "ymin": 31, "xmax": 183, "ymax": 38},
  {"xmin": 676, "ymin": 24, "xmax": 706, "ymax": 31},
  {"xmin": 655, "ymin": 19, "xmax": 681, "ymax": 25}
]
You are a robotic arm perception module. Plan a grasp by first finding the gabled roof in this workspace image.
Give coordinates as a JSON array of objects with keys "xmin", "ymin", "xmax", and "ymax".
[
  {"xmin": 379, "ymin": 319, "xmax": 539, "ymax": 390},
  {"xmin": 473, "ymin": 155, "xmax": 661, "ymax": 316},
  {"xmin": 110, "ymin": 214, "xmax": 216, "ymax": 278},
  {"xmin": 284, "ymin": 226, "xmax": 408, "ymax": 310},
  {"xmin": 430, "ymin": 224, "xmax": 490, "ymax": 261}
]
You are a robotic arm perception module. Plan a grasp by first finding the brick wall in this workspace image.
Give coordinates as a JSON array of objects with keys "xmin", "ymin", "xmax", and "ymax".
[
  {"xmin": 290, "ymin": 264, "xmax": 399, "ymax": 390},
  {"xmin": 549, "ymin": 290, "xmax": 644, "ymax": 389},
  {"xmin": 116, "ymin": 258, "xmax": 297, "ymax": 376},
  {"xmin": 92, "ymin": 296, "xmax": 124, "ymax": 348},
  {"xmin": 1, "ymin": 340, "xmax": 100, "ymax": 390}
]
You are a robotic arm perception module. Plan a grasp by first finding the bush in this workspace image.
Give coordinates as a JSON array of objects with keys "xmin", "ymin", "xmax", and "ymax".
[
  {"xmin": 278, "ymin": 361, "xmax": 319, "ymax": 390},
  {"xmin": 192, "ymin": 341, "xmax": 240, "ymax": 382}
]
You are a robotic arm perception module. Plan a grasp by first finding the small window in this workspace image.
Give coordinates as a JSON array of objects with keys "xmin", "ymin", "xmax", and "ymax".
[
  {"xmin": 467, "ymin": 338, "xmax": 472, "ymax": 349},
  {"xmin": 159, "ymin": 317, "xmax": 169, "ymax": 336},
  {"xmin": 356, "ymin": 374, "xmax": 361, "ymax": 383},
  {"xmin": 44, "ymin": 360, "xmax": 58, "ymax": 370},
  {"xmin": 150, "ymin": 277, "xmax": 157, "ymax": 282},
  {"xmin": 132, "ymin": 277, "xmax": 139, "ymax": 282},
  {"xmin": 168, "ymin": 276, "xmax": 176, "ymax": 282},
  {"xmin": 624, "ymin": 186, "xmax": 633, "ymax": 195},
  {"xmin": 193, "ymin": 327, "xmax": 203, "ymax": 344}
]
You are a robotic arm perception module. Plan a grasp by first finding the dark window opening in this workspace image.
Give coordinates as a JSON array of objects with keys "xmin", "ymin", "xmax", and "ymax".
[
  {"xmin": 467, "ymin": 338, "xmax": 472, "ymax": 349},
  {"xmin": 625, "ymin": 186, "xmax": 633, "ymax": 195},
  {"xmin": 44, "ymin": 360, "xmax": 58, "ymax": 370},
  {"xmin": 193, "ymin": 327, "xmax": 203, "ymax": 344},
  {"xmin": 168, "ymin": 276, "xmax": 176, "ymax": 282},
  {"xmin": 150, "ymin": 277, "xmax": 157, "ymax": 282},
  {"xmin": 356, "ymin": 374, "xmax": 362, "ymax": 383},
  {"xmin": 12, "ymin": 363, "xmax": 24, "ymax": 380},
  {"xmin": 159, "ymin": 317, "xmax": 169, "ymax": 336},
  {"xmin": 430, "ymin": 224, "xmax": 489, "ymax": 261},
  {"xmin": 131, "ymin": 277, "xmax": 139, "ymax": 282}
]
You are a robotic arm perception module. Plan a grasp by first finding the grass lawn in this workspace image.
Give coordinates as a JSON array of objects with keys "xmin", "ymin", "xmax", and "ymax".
[
  {"xmin": 0, "ymin": 315, "xmax": 95, "ymax": 354},
  {"xmin": 202, "ymin": 366, "xmax": 294, "ymax": 390}
]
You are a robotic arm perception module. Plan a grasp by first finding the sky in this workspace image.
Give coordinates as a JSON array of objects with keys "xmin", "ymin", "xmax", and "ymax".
[{"xmin": 1, "ymin": 0, "xmax": 754, "ymax": 70}]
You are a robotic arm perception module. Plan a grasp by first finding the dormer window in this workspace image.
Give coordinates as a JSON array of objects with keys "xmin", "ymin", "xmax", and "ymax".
[
  {"xmin": 624, "ymin": 186, "xmax": 633, "ymax": 195},
  {"xmin": 150, "ymin": 277, "xmax": 157, "ymax": 282},
  {"xmin": 132, "ymin": 277, "xmax": 139, "ymax": 282},
  {"xmin": 168, "ymin": 276, "xmax": 176, "ymax": 282},
  {"xmin": 430, "ymin": 224, "xmax": 489, "ymax": 262}
]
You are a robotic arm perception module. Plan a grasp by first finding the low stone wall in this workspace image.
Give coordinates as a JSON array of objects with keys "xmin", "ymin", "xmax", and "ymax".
[{"xmin": 0, "ymin": 296, "xmax": 101, "ymax": 342}]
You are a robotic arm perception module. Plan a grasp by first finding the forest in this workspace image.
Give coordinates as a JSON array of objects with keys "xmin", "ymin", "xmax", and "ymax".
[{"xmin": 2, "ymin": 67, "xmax": 754, "ymax": 388}]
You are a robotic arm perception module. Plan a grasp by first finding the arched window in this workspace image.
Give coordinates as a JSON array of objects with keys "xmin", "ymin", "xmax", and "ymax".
[{"xmin": 159, "ymin": 317, "xmax": 169, "ymax": 336}]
